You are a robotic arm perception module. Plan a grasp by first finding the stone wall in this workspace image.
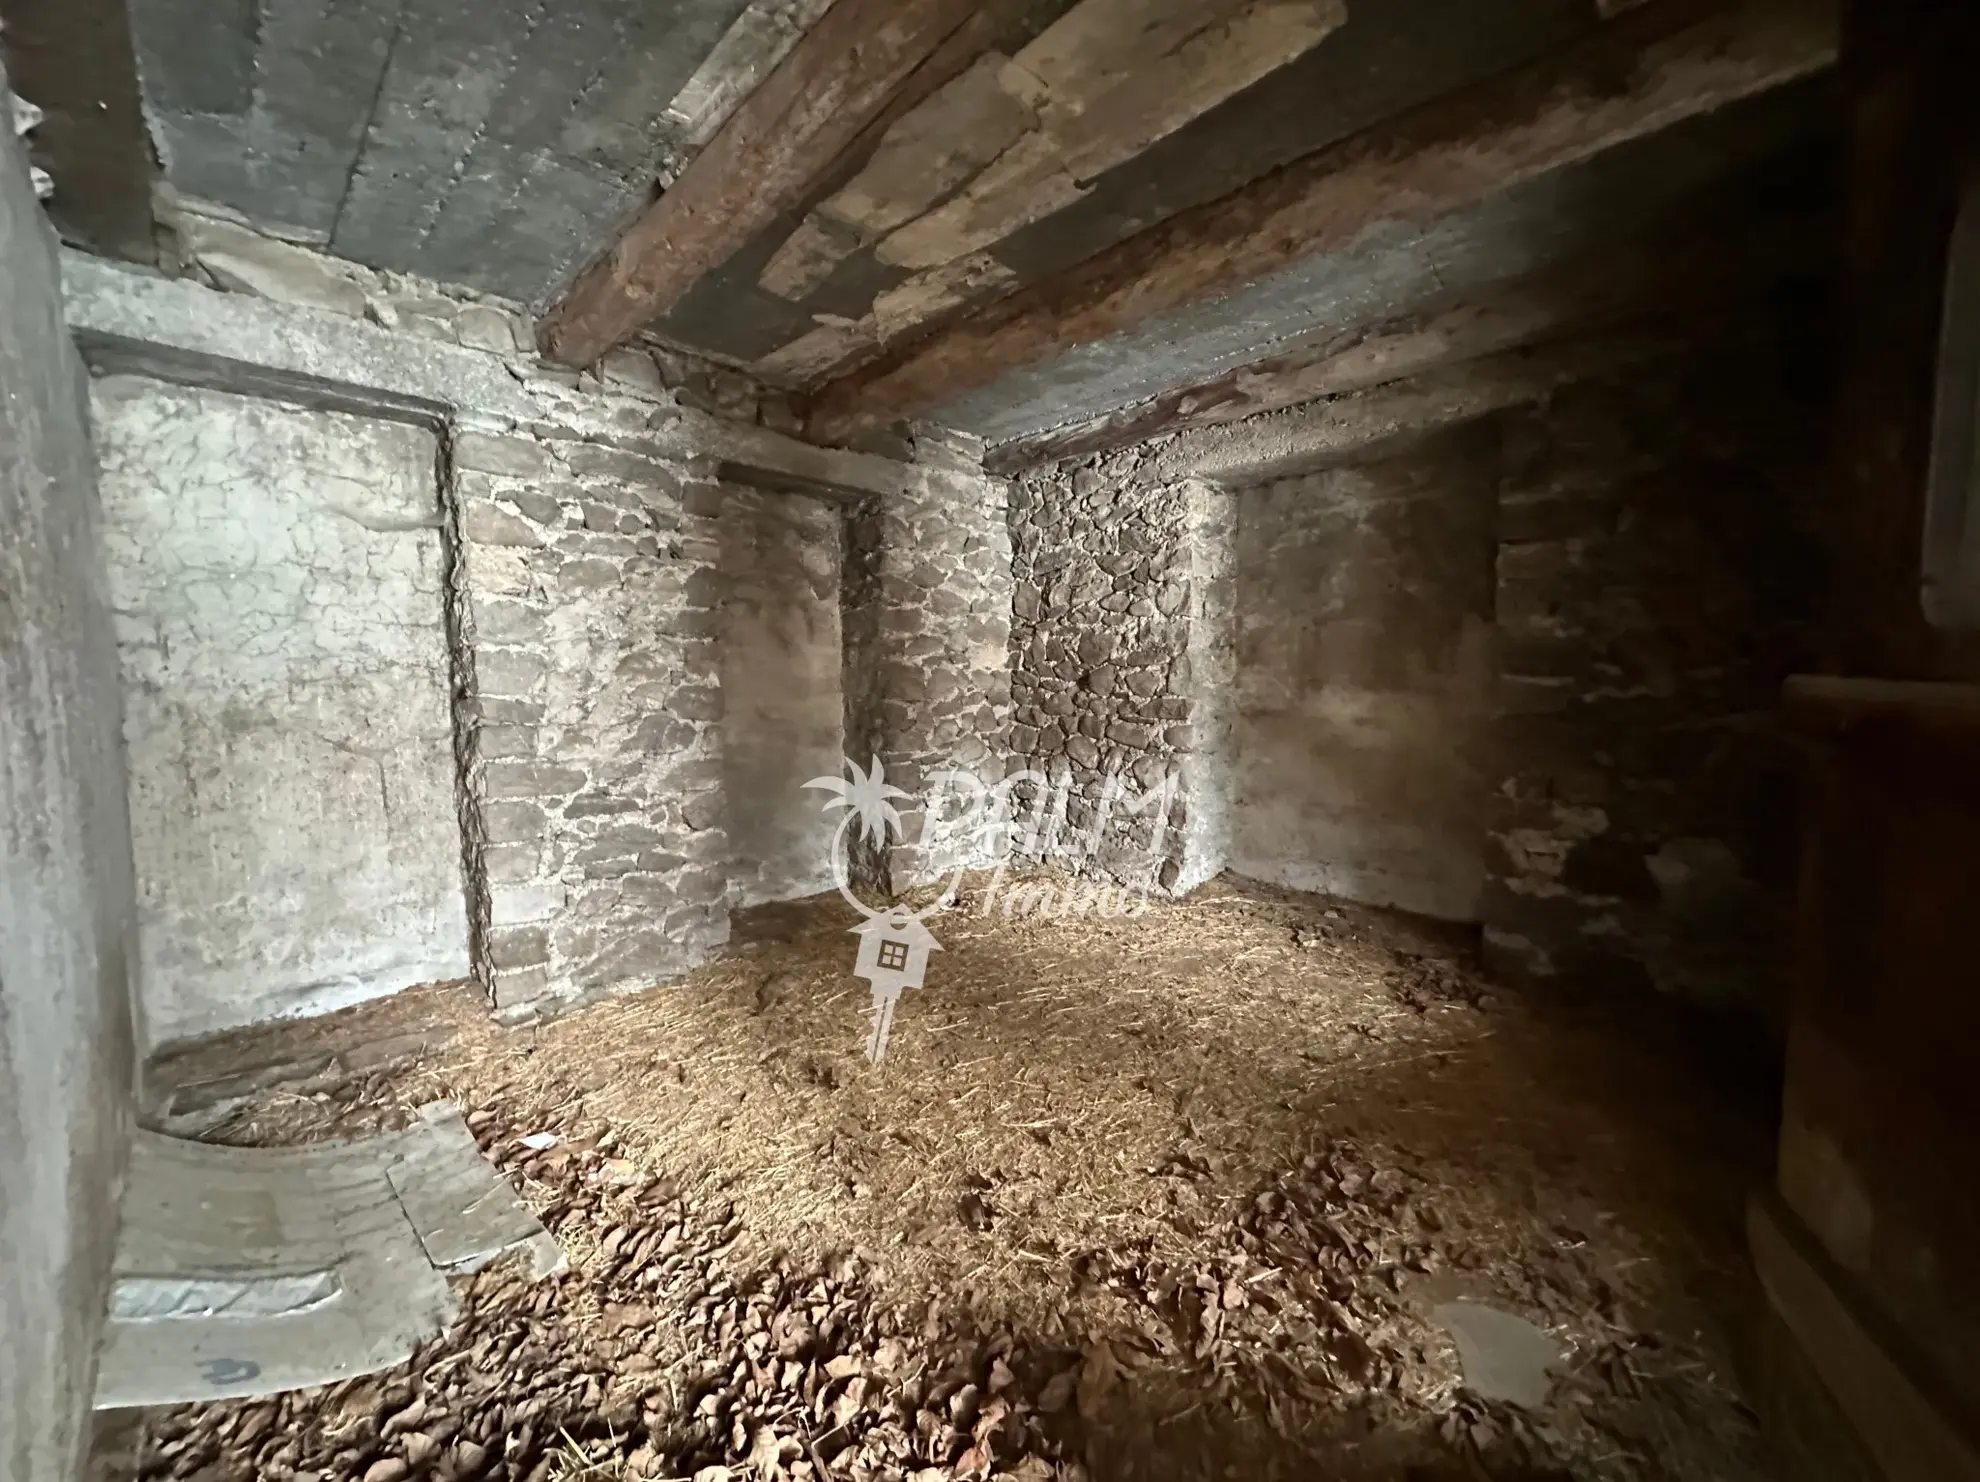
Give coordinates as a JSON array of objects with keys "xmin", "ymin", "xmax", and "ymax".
[
  {"xmin": 1175, "ymin": 482, "xmax": 1238, "ymax": 893},
  {"xmin": 0, "ymin": 101, "xmax": 138, "ymax": 1482},
  {"xmin": 450, "ymin": 422, "xmax": 734, "ymax": 1016},
  {"xmin": 841, "ymin": 442, "xmax": 1015, "ymax": 893},
  {"xmin": 157, "ymin": 193, "xmax": 785, "ymax": 428},
  {"xmin": 1008, "ymin": 319, "xmax": 1820, "ymax": 1018},
  {"xmin": 1232, "ymin": 425, "xmax": 1499, "ymax": 921},
  {"xmin": 719, "ymin": 485, "xmax": 844, "ymax": 907},
  {"xmin": 63, "ymin": 212, "xmax": 937, "ymax": 1033},
  {"xmin": 1482, "ymin": 331, "xmax": 1822, "ymax": 1015},
  {"xmin": 1006, "ymin": 457, "xmax": 1228, "ymax": 893},
  {"xmin": 92, "ymin": 377, "xmax": 472, "ymax": 1046}
]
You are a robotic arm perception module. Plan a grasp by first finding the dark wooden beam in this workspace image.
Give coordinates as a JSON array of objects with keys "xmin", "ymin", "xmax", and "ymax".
[
  {"xmin": 0, "ymin": 0, "xmax": 155, "ymax": 258},
  {"xmin": 1116, "ymin": 325, "xmax": 1685, "ymax": 487},
  {"xmin": 804, "ymin": 0, "xmax": 1840, "ymax": 445},
  {"xmin": 982, "ymin": 199, "xmax": 1828, "ymax": 471},
  {"xmin": 537, "ymin": 0, "xmax": 990, "ymax": 368}
]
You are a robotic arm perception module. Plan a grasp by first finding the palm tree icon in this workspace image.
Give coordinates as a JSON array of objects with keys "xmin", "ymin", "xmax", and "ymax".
[{"xmin": 804, "ymin": 755, "xmax": 911, "ymax": 852}]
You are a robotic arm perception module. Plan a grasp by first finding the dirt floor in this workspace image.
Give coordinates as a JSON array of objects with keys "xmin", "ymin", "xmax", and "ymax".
[{"xmin": 108, "ymin": 873, "xmax": 1782, "ymax": 1482}]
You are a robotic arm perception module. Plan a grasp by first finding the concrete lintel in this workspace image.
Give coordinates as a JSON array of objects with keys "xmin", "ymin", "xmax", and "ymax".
[{"xmin": 59, "ymin": 252, "xmax": 917, "ymax": 501}]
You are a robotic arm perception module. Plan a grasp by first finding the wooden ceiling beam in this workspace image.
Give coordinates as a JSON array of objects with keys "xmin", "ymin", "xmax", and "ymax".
[
  {"xmin": 802, "ymin": 0, "xmax": 1840, "ymax": 445},
  {"xmin": 536, "ymin": 0, "xmax": 989, "ymax": 368},
  {"xmin": 982, "ymin": 199, "xmax": 1829, "ymax": 471},
  {"xmin": 0, "ymin": 0, "xmax": 155, "ymax": 258}
]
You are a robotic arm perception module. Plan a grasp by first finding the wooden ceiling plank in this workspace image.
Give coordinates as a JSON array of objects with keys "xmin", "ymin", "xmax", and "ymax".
[
  {"xmin": 875, "ymin": 0, "xmax": 1349, "ymax": 273},
  {"xmin": 803, "ymin": 0, "xmax": 1840, "ymax": 444},
  {"xmin": 757, "ymin": 49, "xmax": 1033, "ymax": 301},
  {"xmin": 536, "ymin": 0, "xmax": 987, "ymax": 367},
  {"xmin": 759, "ymin": 252, "xmax": 1017, "ymax": 381},
  {"xmin": 660, "ymin": 0, "xmax": 841, "ymax": 156}
]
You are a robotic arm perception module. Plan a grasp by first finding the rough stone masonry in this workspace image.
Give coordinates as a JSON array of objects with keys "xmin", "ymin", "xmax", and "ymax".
[
  {"xmin": 451, "ymin": 420, "xmax": 733, "ymax": 1016},
  {"xmin": 842, "ymin": 434, "xmax": 1016, "ymax": 894},
  {"xmin": 1007, "ymin": 455, "xmax": 1235, "ymax": 896}
]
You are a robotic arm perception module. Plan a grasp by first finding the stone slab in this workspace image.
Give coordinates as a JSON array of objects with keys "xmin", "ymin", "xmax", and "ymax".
[
  {"xmin": 95, "ymin": 1104, "xmax": 557, "ymax": 1408},
  {"xmin": 1433, "ymin": 1300, "xmax": 1566, "ymax": 1409}
]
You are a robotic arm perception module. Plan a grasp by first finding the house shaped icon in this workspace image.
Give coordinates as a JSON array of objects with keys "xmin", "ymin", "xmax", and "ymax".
[{"xmin": 851, "ymin": 908, "xmax": 942, "ymax": 994}]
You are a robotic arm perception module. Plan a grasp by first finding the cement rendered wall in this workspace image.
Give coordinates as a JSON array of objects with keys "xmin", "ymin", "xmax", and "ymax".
[
  {"xmin": 719, "ymin": 487, "xmax": 844, "ymax": 907},
  {"xmin": 92, "ymin": 378, "xmax": 471, "ymax": 1047},
  {"xmin": 1232, "ymin": 427, "xmax": 1500, "ymax": 921},
  {"xmin": 0, "ymin": 106, "xmax": 138, "ymax": 1481}
]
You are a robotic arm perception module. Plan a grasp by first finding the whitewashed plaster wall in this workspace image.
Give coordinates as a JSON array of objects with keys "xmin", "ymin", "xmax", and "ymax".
[{"xmin": 92, "ymin": 376, "xmax": 471, "ymax": 1046}]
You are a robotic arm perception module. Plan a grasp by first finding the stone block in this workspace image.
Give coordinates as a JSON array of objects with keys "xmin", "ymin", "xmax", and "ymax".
[
  {"xmin": 554, "ymin": 558, "xmax": 619, "ymax": 591},
  {"xmin": 575, "ymin": 930, "xmax": 692, "ymax": 990},
  {"xmin": 561, "ymin": 445, "xmax": 674, "ymax": 486},
  {"xmin": 482, "ymin": 761, "xmax": 587, "ymax": 800},
  {"xmin": 483, "ymin": 845, "xmax": 541, "ymax": 884},
  {"xmin": 600, "ymin": 348, "xmax": 666, "ymax": 396},
  {"xmin": 564, "ymin": 794, "xmax": 641, "ymax": 821},
  {"xmin": 681, "ymin": 793, "xmax": 724, "ymax": 832},
  {"xmin": 455, "ymin": 431, "xmax": 557, "ymax": 480},
  {"xmin": 490, "ymin": 881, "xmax": 567, "ymax": 926},
  {"xmin": 487, "ymin": 925, "xmax": 550, "ymax": 970},
  {"xmin": 634, "ymin": 714, "xmax": 698, "ymax": 754},
  {"xmin": 470, "ymin": 599, "xmax": 547, "ymax": 645},
  {"xmin": 456, "ymin": 304, "xmax": 523, "ymax": 355},
  {"xmin": 505, "ymin": 489, "xmax": 567, "ymax": 527},
  {"xmin": 478, "ymin": 726, "xmax": 537, "ymax": 760},
  {"xmin": 583, "ymin": 502, "xmax": 644, "ymax": 534},
  {"xmin": 178, "ymin": 214, "xmax": 375, "ymax": 317},
  {"xmin": 668, "ymin": 686, "xmax": 724, "ymax": 723},
  {"xmin": 674, "ymin": 866, "xmax": 726, "ymax": 905},
  {"xmin": 482, "ymin": 801, "xmax": 548, "ymax": 844},
  {"xmin": 479, "ymin": 698, "xmax": 545, "ymax": 727},
  {"xmin": 476, "ymin": 649, "xmax": 547, "ymax": 698},
  {"xmin": 490, "ymin": 965, "xmax": 551, "ymax": 1009},
  {"xmin": 465, "ymin": 544, "xmax": 534, "ymax": 597},
  {"xmin": 464, "ymin": 503, "xmax": 545, "ymax": 548}
]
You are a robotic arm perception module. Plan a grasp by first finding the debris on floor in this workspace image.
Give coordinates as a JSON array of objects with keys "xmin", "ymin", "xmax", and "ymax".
[
  {"xmin": 97, "ymin": 1102, "xmax": 559, "ymax": 1409},
  {"xmin": 108, "ymin": 876, "xmax": 1775, "ymax": 1482}
]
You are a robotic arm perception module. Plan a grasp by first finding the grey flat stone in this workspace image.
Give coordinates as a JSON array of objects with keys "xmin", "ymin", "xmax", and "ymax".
[
  {"xmin": 1433, "ymin": 1300, "xmax": 1566, "ymax": 1409},
  {"xmin": 386, "ymin": 1102, "xmax": 564, "ymax": 1280},
  {"xmin": 95, "ymin": 1103, "xmax": 558, "ymax": 1407}
]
